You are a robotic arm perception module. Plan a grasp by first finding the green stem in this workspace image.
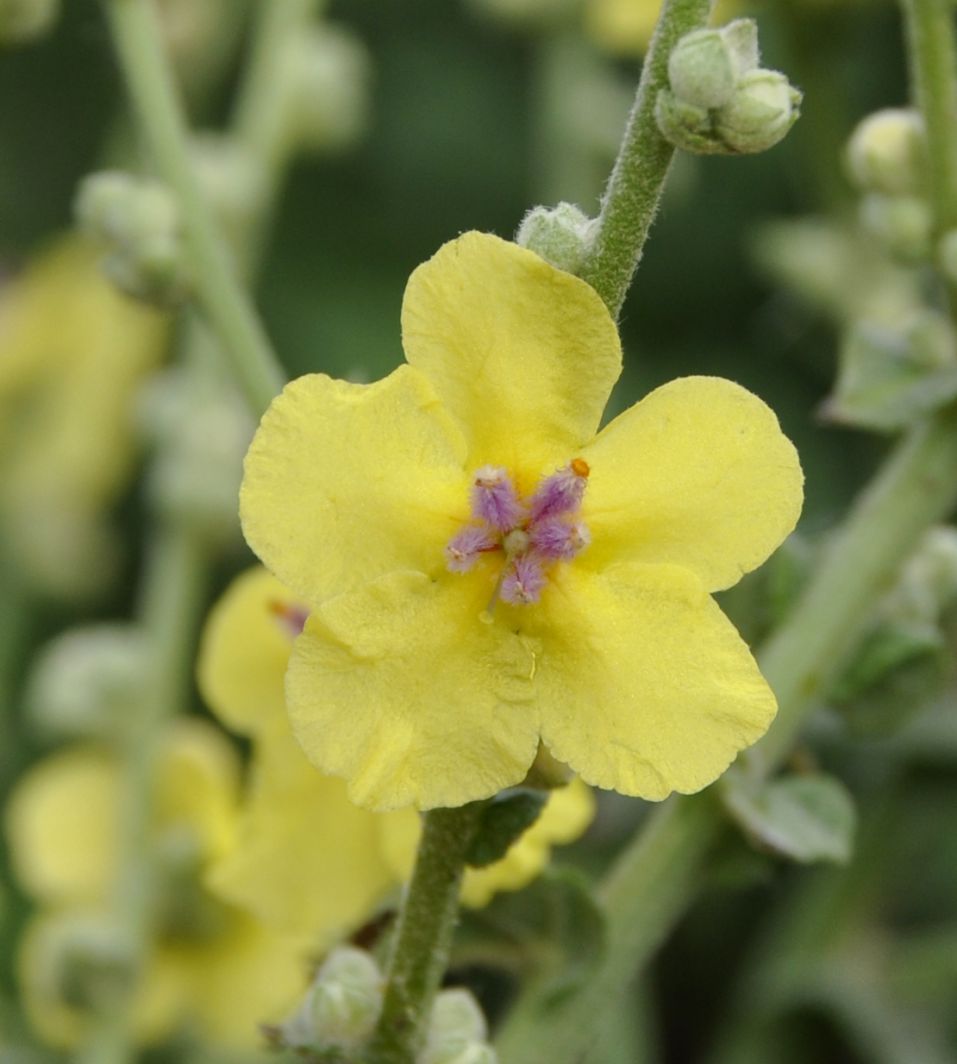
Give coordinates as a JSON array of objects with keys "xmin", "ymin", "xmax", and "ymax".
[
  {"xmin": 578, "ymin": 0, "xmax": 714, "ymax": 318},
  {"xmin": 101, "ymin": 0, "xmax": 285, "ymax": 417},
  {"xmin": 367, "ymin": 804, "xmax": 486, "ymax": 1064},
  {"xmin": 901, "ymin": 0, "xmax": 957, "ymax": 232},
  {"xmin": 230, "ymin": 0, "xmax": 318, "ymax": 272},
  {"xmin": 78, "ymin": 522, "xmax": 208, "ymax": 1064}
]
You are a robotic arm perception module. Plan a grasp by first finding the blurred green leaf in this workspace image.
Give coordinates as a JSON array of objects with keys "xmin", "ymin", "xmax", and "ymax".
[{"xmin": 722, "ymin": 772, "xmax": 857, "ymax": 864}]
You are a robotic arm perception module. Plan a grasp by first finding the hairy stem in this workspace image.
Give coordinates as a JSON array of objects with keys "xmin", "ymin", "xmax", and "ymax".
[
  {"xmin": 578, "ymin": 0, "xmax": 714, "ymax": 317},
  {"xmin": 366, "ymin": 804, "xmax": 485, "ymax": 1064}
]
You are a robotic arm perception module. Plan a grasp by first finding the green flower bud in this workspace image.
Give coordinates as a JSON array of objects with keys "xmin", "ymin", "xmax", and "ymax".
[
  {"xmin": 0, "ymin": 0, "xmax": 59, "ymax": 45},
  {"xmin": 667, "ymin": 29, "xmax": 737, "ymax": 109},
  {"xmin": 655, "ymin": 89, "xmax": 717, "ymax": 155},
  {"xmin": 74, "ymin": 171, "xmax": 188, "ymax": 305},
  {"xmin": 421, "ymin": 989, "xmax": 495, "ymax": 1064},
  {"xmin": 845, "ymin": 108, "xmax": 926, "ymax": 197},
  {"xmin": 25, "ymin": 624, "xmax": 146, "ymax": 741},
  {"xmin": 714, "ymin": 69, "xmax": 801, "ymax": 154},
  {"xmin": 859, "ymin": 193, "xmax": 933, "ymax": 263},
  {"xmin": 278, "ymin": 947, "xmax": 382, "ymax": 1052},
  {"xmin": 667, "ymin": 20, "xmax": 759, "ymax": 111},
  {"xmin": 281, "ymin": 24, "xmax": 371, "ymax": 156},
  {"xmin": 516, "ymin": 202, "xmax": 595, "ymax": 274}
]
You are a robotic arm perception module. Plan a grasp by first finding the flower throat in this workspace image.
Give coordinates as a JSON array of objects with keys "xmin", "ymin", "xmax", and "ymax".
[{"xmin": 445, "ymin": 460, "xmax": 591, "ymax": 607}]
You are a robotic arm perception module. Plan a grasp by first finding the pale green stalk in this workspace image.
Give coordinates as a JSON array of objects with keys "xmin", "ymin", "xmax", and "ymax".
[
  {"xmin": 101, "ymin": 0, "xmax": 285, "ymax": 417},
  {"xmin": 76, "ymin": 523, "xmax": 208, "ymax": 1064},
  {"xmin": 578, "ymin": 0, "xmax": 714, "ymax": 317},
  {"xmin": 366, "ymin": 804, "xmax": 486, "ymax": 1064}
]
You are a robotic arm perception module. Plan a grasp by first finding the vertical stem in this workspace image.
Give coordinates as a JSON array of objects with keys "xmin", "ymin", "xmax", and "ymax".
[
  {"xmin": 367, "ymin": 804, "xmax": 485, "ymax": 1064},
  {"xmin": 901, "ymin": 0, "xmax": 957, "ymax": 232},
  {"xmin": 77, "ymin": 522, "xmax": 208, "ymax": 1064},
  {"xmin": 101, "ymin": 0, "xmax": 285, "ymax": 417},
  {"xmin": 578, "ymin": 0, "xmax": 714, "ymax": 317}
]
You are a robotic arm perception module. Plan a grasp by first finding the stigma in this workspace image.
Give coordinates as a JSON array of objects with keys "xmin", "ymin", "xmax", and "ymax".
[{"xmin": 445, "ymin": 459, "xmax": 591, "ymax": 606}]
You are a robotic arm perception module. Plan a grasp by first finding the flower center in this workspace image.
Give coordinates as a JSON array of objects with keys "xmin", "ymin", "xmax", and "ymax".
[{"xmin": 445, "ymin": 460, "xmax": 591, "ymax": 606}]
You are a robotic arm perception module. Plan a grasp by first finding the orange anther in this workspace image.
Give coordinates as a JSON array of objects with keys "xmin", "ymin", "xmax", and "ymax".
[{"xmin": 571, "ymin": 457, "xmax": 590, "ymax": 478}]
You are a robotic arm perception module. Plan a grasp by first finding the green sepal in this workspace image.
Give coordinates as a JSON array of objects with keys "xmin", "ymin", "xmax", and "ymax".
[
  {"xmin": 465, "ymin": 787, "xmax": 548, "ymax": 869},
  {"xmin": 721, "ymin": 770, "xmax": 857, "ymax": 865}
]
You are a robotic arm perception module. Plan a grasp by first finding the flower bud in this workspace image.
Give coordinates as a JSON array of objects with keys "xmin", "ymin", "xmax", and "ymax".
[
  {"xmin": 25, "ymin": 624, "xmax": 146, "ymax": 741},
  {"xmin": 189, "ymin": 133, "xmax": 264, "ymax": 244},
  {"xmin": 421, "ymin": 989, "xmax": 495, "ymax": 1064},
  {"xmin": 714, "ymin": 69, "xmax": 801, "ymax": 154},
  {"xmin": 0, "ymin": 0, "xmax": 59, "ymax": 44},
  {"xmin": 845, "ymin": 108, "xmax": 926, "ymax": 197},
  {"xmin": 859, "ymin": 193, "xmax": 932, "ymax": 263},
  {"xmin": 516, "ymin": 202, "xmax": 595, "ymax": 274},
  {"xmin": 281, "ymin": 24, "xmax": 371, "ymax": 156},
  {"xmin": 654, "ymin": 89, "xmax": 716, "ymax": 155},
  {"xmin": 278, "ymin": 947, "xmax": 382, "ymax": 1052},
  {"xmin": 74, "ymin": 171, "xmax": 188, "ymax": 305},
  {"xmin": 667, "ymin": 20, "xmax": 759, "ymax": 110}
]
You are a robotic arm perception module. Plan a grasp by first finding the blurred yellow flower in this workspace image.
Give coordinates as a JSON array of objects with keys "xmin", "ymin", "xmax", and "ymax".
[
  {"xmin": 0, "ymin": 236, "xmax": 166, "ymax": 598},
  {"xmin": 199, "ymin": 565, "xmax": 595, "ymax": 931},
  {"xmin": 5, "ymin": 720, "xmax": 308, "ymax": 1049},
  {"xmin": 240, "ymin": 231, "xmax": 802, "ymax": 812}
]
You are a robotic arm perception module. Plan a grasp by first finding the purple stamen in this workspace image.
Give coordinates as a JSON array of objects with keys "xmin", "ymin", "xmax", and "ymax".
[
  {"xmin": 445, "ymin": 524, "xmax": 499, "ymax": 573},
  {"xmin": 528, "ymin": 463, "xmax": 588, "ymax": 522},
  {"xmin": 500, "ymin": 553, "xmax": 546, "ymax": 605},
  {"xmin": 269, "ymin": 600, "xmax": 310, "ymax": 638},
  {"xmin": 471, "ymin": 466, "xmax": 526, "ymax": 532},
  {"xmin": 530, "ymin": 517, "xmax": 591, "ymax": 561}
]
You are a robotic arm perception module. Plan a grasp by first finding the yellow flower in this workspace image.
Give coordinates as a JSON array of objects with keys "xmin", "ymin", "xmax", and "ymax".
[
  {"xmin": 0, "ymin": 236, "xmax": 166, "ymax": 598},
  {"xmin": 241, "ymin": 232, "xmax": 803, "ymax": 812},
  {"xmin": 5, "ymin": 721, "xmax": 308, "ymax": 1049},
  {"xmin": 199, "ymin": 566, "xmax": 596, "ymax": 933}
]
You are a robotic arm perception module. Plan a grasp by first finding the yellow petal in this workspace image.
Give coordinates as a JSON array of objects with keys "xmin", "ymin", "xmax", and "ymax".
[
  {"xmin": 240, "ymin": 366, "xmax": 468, "ymax": 608},
  {"xmin": 154, "ymin": 720, "xmax": 242, "ymax": 864},
  {"xmin": 532, "ymin": 563, "xmax": 777, "ymax": 799},
  {"xmin": 377, "ymin": 778, "xmax": 595, "ymax": 909},
  {"xmin": 161, "ymin": 910, "xmax": 309, "ymax": 1048},
  {"xmin": 287, "ymin": 570, "xmax": 542, "ymax": 811},
  {"xmin": 207, "ymin": 729, "xmax": 394, "ymax": 939},
  {"xmin": 198, "ymin": 565, "xmax": 298, "ymax": 737},
  {"xmin": 581, "ymin": 376, "xmax": 803, "ymax": 592},
  {"xmin": 585, "ymin": 0, "xmax": 661, "ymax": 55},
  {"xmin": 401, "ymin": 232, "xmax": 622, "ymax": 474},
  {"xmin": 5, "ymin": 748, "xmax": 118, "ymax": 903}
]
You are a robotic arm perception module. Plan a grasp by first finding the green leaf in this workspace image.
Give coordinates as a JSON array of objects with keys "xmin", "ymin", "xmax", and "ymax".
[
  {"xmin": 465, "ymin": 788, "xmax": 548, "ymax": 868},
  {"xmin": 722, "ymin": 772, "xmax": 857, "ymax": 865}
]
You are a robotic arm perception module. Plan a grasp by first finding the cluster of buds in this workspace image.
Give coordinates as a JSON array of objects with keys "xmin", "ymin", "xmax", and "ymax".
[
  {"xmin": 74, "ymin": 171, "xmax": 189, "ymax": 306},
  {"xmin": 656, "ymin": 20, "xmax": 801, "ymax": 155},
  {"xmin": 846, "ymin": 108, "xmax": 933, "ymax": 263},
  {"xmin": 273, "ymin": 948, "xmax": 497, "ymax": 1063}
]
